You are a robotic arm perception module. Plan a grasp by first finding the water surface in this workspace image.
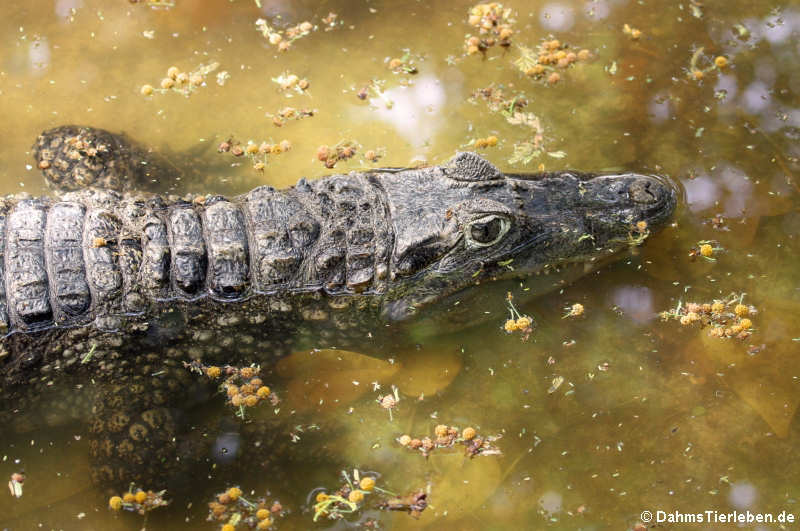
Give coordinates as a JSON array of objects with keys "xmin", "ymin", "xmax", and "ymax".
[{"xmin": 1, "ymin": 0, "xmax": 799, "ymax": 529}]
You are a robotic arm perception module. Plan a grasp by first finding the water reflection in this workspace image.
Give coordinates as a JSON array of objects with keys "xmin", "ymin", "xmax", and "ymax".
[
  {"xmin": 583, "ymin": 0, "xmax": 611, "ymax": 21},
  {"xmin": 683, "ymin": 165, "xmax": 753, "ymax": 216},
  {"xmin": 54, "ymin": 0, "xmax": 82, "ymax": 20},
  {"xmin": 728, "ymin": 482, "xmax": 758, "ymax": 509},
  {"xmin": 539, "ymin": 2, "xmax": 575, "ymax": 31},
  {"xmin": 610, "ymin": 285, "xmax": 655, "ymax": 324},
  {"xmin": 648, "ymin": 92, "xmax": 671, "ymax": 123},
  {"xmin": 538, "ymin": 490, "xmax": 563, "ymax": 517},
  {"xmin": 741, "ymin": 80, "xmax": 771, "ymax": 114},
  {"xmin": 212, "ymin": 432, "xmax": 241, "ymax": 465},
  {"xmin": 365, "ymin": 74, "xmax": 449, "ymax": 150},
  {"xmin": 28, "ymin": 38, "xmax": 50, "ymax": 73}
]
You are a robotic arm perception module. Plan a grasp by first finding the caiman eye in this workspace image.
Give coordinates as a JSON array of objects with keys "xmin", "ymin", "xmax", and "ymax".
[{"xmin": 465, "ymin": 215, "xmax": 510, "ymax": 248}]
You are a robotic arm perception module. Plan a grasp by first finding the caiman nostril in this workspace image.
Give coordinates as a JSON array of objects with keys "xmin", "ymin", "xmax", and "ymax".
[{"xmin": 629, "ymin": 179, "xmax": 659, "ymax": 204}]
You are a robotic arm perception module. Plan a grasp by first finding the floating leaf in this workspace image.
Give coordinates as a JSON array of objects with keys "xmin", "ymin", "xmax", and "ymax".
[
  {"xmin": 513, "ymin": 44, "xmax": 538, "ymax": 73},
  {"xmin": 547, "ymin": 150, "xmax": 567, "ymax": 159},
  {"xmin": 8, "ymin": 474, "xmax": 23, "ymax": 498},
  {"xmin": 548, "ymin": 376, "xmax": 565, "ymax": 394},
  {"xmin": 732, "ymin": 23, "xmax": 751, "ymax": 40},
  {"xmin": 509, "ymin": 142, "xmax": 542, "ymax": 165},
  {"xmin": 505, "ymin": 111, "xmax": 542, "ymax": 132}
]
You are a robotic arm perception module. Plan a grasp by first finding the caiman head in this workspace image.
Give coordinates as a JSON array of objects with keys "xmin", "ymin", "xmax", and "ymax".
[{"xmin": 376, "ymin": 152, "xmax": 678, "ymax": 322}]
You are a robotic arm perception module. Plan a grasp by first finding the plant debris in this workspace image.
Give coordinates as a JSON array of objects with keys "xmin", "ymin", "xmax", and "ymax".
[
  {"xmin": 660, "ymin": 293, "xmax": 757, "ymax": 340},
  {"xmin": 387, "ymin": 51, "xmax": 420, "ymax": 74},
  {"xmin": 686, "ymin": 46, "xmax": 730, "ymax": 81},
  {"xmin": 216, "ymin": 137, "xmax": 292, "ymax": 172},
  {"xmin": 376, "ymin": 384, "xmax": 400, "ymax": 421},
  {"xmin": 140, "ymin": 63, "xmax": 219, "ymax": 97},
  {"xmin": 256, "ymin": 18, "xmax": 315, "ymax": 52},
  {"xmin": 8, "ymin": 473, "xmax": 24, "ymax": 498},
  {"xmin": 129, "ymin": 0, "xmax": 174, "ymax": 8},
  {"xmin": 184, "ymin": 361, "xmax": 279, "ymax": 418},
  {"xmin": 563, "ymin": 303, "xmax": 584, "ymax": 318},
  {"xmin": 503, "ymin": 292, "xmax": 534, "ymax": 341},
  {"xmin": 271, "ymin": 72, "xmax": 310, "ymax": 95},
  {"xmin": 267, "ymin": 106, "xmax": 315, "ymax": 127},
  {"xmin": 514, "ymin": 39, "xmax": 592, "ymax": 83},
  {"xmin": 464, "ymin": 3, "xmax": 515, "ymax": 55},
  {"xmin": 108, "ymin": 484, "xmax": 169, "ymax": 515},
  {"xmin": 316, "ymin": 141, "xmax": 359, "ymax": 169},
  {"xmin": 363, "ymin": 148, "xmax": 386, "ymax": 163},
  {"xmin": 354, "ymin": 79, "xmax": 394, "ymax": 108},
  {"xmin": 688, "ymin": 240, "xmax": 724, "ymax": 262},
  {"xmin": 472, "ymin": 135, "xmax": 499, "ymax": 149},
  {"xmin": 377, "ymin": 490, "xmax": 428, "ymax": 518},
  {"xmin": 397, "ymin": 424, "xmax": 502, "ymax": 458},
  {"xmin": 312, "ymin": 469, "xmax": 426, "ymax": 522},
  {"xmin": 207, "ymin": 486, "xmax": 285, "ymax": 530}
]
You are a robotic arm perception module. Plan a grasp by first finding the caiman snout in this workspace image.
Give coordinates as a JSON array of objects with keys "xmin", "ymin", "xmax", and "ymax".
[
  {"xmin": 629, "ymin": 177, "xmax": 662, "ymax": 204},
  {"xmin": 625, "ymin": 174, "xmax": 677, "ymax": 228}
]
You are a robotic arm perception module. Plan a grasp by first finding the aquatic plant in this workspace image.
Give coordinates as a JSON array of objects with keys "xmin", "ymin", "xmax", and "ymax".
[
  {"xmin": 108, "ymin": 484, "xmax": 169, "ymax": 518},
  {"xmin": 207, "ymin": 485, "xmax": 284, "ymax": 529},
  {"xmin": 660, "ymin": 293, "xmax": 757, "ymax": 339},
  {"xmin": 312, "ymin": 469, "xmax": 426, "ymax": 522},
  {"xmin": 397, "ymin": 424, "xmax": 502, "ymax": 458}
]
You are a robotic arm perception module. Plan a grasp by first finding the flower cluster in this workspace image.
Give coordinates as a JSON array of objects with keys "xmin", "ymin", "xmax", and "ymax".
[
  {"xmin": 312, "ymin": 469, "xmax": 426, "ymax": 522},
  {"xmin": 217, "ymin": 138, "xmax": 292, "ymax": 172},
  {"xmin": 464, "ymin": 3, "xmax": 515, "ymax": 55},
  {"xmin": 108, "ymin": 485, "xmax": 169, "ymax": 515},
  {"xmin": 514, "ymin": 39, "xmax": 592, "ymax": 85},
  {"xmin": 255, "ymin": 19, "xmax": 314, "ymax": 52},
  {"xmin": 660, "ymin": 293, "xmax": 757, "ymax": 340},
  {"xmin": 397, "ymin": 424, "xmax": 502, "ymax": 458},
  {"xmin": 207, "ymin": 486, "xmax": 284, "ymax": 530},
  {"xmin": 184, "ymin": 362, "xmax": 278, "ymax": 418},
  {"xmin": 503, "ymin": 292, "xmax": 534, "ymax": 340},
  {"xmin": 688, "ymin": 240, "xmax": 724, "ymax": 262},
  {"xmin": 316, "ymin": 141, "xmax": 359, "ymax": 168},
  {"xmin": 268, "ymin": 106, "xmax": 315, "ymax": 127},
  {"xmin": 140, "ymin": 63, "xmax": 220, "ymax": 97}
]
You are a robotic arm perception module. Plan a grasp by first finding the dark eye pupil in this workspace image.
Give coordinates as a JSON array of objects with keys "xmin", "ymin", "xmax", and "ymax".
[{"xmin": 470, "ymin": 218, "xmax": 502, "ymax": 243}]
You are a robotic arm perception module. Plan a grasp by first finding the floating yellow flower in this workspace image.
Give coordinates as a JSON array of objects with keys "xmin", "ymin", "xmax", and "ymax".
[
  {"xmin": 359, "ymin": 477, "xmax": 375, "ymax": 491},
  {"xmin": 109, "ymin": 496, "xmax": 122, "ymax": 510}
]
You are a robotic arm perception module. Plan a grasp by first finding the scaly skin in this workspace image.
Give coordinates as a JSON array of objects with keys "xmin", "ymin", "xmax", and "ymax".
[{"xmin": 0, "ymin": 126, "xmax": 678, "ymax": 490}]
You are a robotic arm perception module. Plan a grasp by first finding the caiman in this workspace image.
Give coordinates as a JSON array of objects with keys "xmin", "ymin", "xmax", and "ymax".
[{"xmin": 0, "ymin": 125, "xmax": 677, "ymax": 489}]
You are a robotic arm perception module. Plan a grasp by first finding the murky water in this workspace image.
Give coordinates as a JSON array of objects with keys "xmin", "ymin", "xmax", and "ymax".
[{"xmin": 1, "ymin": 0, "xmax": 799, "ymax": 529}]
